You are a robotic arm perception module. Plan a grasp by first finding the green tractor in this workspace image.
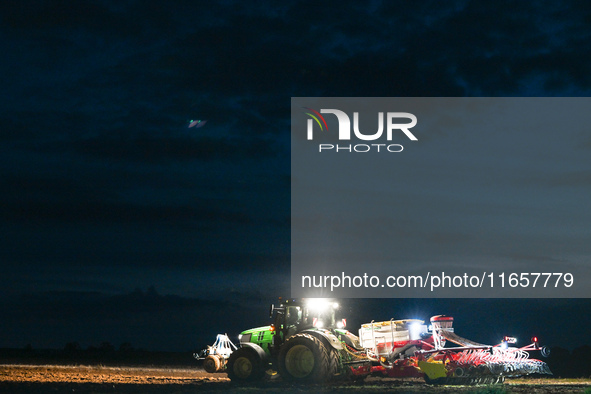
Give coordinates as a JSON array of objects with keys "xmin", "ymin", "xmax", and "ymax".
[{"xmin": 227, "ymin": 298, "xmax": 366, "ymax": 383}]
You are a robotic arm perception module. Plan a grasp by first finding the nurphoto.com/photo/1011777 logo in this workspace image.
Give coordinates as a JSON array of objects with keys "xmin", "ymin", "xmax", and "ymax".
[{"xmin": 303, "ymin": 107, "xmax": 418, "ymax": 153}]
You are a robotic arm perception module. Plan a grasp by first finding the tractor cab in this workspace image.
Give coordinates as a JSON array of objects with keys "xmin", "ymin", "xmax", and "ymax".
[{"xmin": 269, "ymin": 298, "xmax": 345, "ymax": 346}]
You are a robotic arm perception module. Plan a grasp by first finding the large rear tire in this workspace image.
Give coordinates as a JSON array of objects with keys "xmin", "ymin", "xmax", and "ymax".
[
  {"xmin": 227, "ymin": 347, "xmax": 265, "ymax": 382},
  {"xmin": 327, "ymin": 347, "xmax": 340, "ymax": 376},
  {"xmin": 278, "ymin": 333, "xmax": 332, "ymax": 383}
]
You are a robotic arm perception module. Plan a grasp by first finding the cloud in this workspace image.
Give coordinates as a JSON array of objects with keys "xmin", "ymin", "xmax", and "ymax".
[
  {"xmin": 526, "ymin": 171, "xmax": 591, "ymax": 188},
  {"xmin": 70, "ymin": 134, "xmax": 278, "ymax": 162},
  {"xmin": 13, "ymin": 287, "xmax": 228, "ymax": 320},
  {"xmin": 0, "ymin": 199, "xmax": 250, "ymax": 226},
  {"xmin": 1, "ymin": 0, "xmax": 590, "ymax": 350},
  {"xmin": 0, "ymin": 287, "xmax": 253, "ymax": 350}
]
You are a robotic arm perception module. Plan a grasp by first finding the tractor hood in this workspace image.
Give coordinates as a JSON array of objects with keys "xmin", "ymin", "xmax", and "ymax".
[{"xmin": 239, "ymin": 326, "xmax": 271, "ymax": 335}]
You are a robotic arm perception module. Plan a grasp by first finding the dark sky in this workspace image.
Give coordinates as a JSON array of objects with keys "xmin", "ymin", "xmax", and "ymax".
[{"xmin": 1, "ymin": 1, "xmax": 590, "ymax": 351}]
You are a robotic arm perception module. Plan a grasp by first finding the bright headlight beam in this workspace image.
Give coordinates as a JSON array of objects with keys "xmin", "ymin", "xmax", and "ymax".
[
  {"xmin": 408, "ymin": 322, "xmax": 423, "ymax": 341},
  {"xmin": 305, "ymin": 298, "xmax": 331, "ymax": 312}
]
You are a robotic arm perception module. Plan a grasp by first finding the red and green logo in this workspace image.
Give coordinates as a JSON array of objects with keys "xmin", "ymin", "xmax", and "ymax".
[{"xmin": 303, "ymin": 107, "xmax": 329, "ymax": 132}]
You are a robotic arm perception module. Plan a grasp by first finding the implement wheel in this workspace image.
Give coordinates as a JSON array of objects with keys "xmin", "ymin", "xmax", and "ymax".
[
  {"xmin": 278, "ymin": 333, "xmax": 332, "ymax": 383},
  {"xmin": 227, "ymin": 347, "xmax": 265, "ymax": 382},
  {"xmin": 203, "ymin": 354, "xmax": 221, "ymax": 373}
]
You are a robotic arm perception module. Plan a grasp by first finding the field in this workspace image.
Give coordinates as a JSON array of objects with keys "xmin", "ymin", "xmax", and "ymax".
[{"xmin": 0, "ymin": 365, "xmax": 590, "ymax": 393}]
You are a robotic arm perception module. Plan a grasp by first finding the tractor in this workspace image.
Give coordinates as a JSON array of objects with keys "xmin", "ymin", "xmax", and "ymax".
[
  {"xmin": 211, "ymin": 298, "xmax": 551, "ymax": 385},
  {"xmin": 226, "ymin": 298, "xmax": 367, "ymax": 383}
]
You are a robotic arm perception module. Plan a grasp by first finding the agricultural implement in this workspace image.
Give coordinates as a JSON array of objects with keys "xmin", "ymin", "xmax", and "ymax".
[
  {"xmin": 193, "ymin": 333, "xmax": 237, "ymax": 373},
  {"xmin": 203, "ymin": 298, "xmax": 550, "ymax": 384},
  {"xmin": 352, "ymin": 315, "xmax": 551, "ymax": 384}
]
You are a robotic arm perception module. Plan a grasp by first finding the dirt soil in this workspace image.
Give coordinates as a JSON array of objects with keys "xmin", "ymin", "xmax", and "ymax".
[{"xmin": 0, "ymin": 364, "xmax": 589, "ymax": 393}]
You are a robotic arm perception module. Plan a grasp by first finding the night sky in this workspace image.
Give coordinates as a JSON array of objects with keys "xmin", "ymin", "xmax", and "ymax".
[{"xmin": 1, "ymin": 1, "xmax": 590, "ymax": 352}]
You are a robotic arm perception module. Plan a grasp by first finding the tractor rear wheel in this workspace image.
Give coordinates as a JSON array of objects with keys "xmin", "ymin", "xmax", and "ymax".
[
  {"xmin": 278, "ymin": 333, "xmax": 332, "ymax": 383},
  {"xmin": 327, "ymin": 346, "xmax": 340, "ymax": 376},
  {"xmin": 203, "ymin": 354, "xmax": 221, "ymax": 373},
  {"xmin": 227, "ymin": 347, "xmax": 265, "ymax": 382}
]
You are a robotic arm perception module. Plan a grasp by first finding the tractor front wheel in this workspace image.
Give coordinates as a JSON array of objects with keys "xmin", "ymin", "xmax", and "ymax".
[{"xmin": 227, "ymin": 347, "xmax": 265, "ymax": 382}]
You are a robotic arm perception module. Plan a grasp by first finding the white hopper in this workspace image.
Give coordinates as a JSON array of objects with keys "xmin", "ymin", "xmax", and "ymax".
[{"xmin": 359, "ymin": 319, "xmax": 427, "ymax": 356}]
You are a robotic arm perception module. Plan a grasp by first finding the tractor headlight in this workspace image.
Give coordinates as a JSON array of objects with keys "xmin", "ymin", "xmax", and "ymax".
[{"xmin": 306, "ymin": 298, "xmax": 331, "ymax": 312}]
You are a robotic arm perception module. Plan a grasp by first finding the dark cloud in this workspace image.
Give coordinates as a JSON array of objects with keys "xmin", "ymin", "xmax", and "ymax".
[
  {"xmin": 527, "ymin": 171, "xmax": 591, "ymax": 187},
  {"xmin": 0, "ymin": 199, "xmax": 250, "ymax": 226},
  {"xmin": 13, "ymin": 288, "xmax": 227, "ymax": 320},
  {"xmin": 3, "ymin": 289, "xmax": 587, "ymax": 351},
  {"xmin": 0, "ymin": 287, "xmax": 259, "ymax": 350},
  {"xmin": 0, "ymin": 0, "xmax": 590, "ymax": 350},
  {"xmin": 69, "ymin": 135, "xmax": 278, "ymax": 162}
]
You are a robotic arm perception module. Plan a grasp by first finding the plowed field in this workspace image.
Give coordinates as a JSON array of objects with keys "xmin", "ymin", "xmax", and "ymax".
[{"xmin": 0, "ymin": 364, "xmax": 589, "ymax": 393}]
